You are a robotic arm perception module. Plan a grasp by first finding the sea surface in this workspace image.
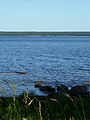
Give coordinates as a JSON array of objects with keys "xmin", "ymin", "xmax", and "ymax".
[{"xmin": 0, "ymin": 36, "xmax": 90, "ymax": 96}]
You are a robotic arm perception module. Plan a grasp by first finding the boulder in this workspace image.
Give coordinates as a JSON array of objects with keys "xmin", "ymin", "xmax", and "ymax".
[
  {"xmin": 35, "ymin": 83, "xmax": 42, "ymax": 88},
  {"xmin": 40, "ymin": 86, "xmax": 55, "ymax": 92},
  {"xmin": 68, "ymin": 85, "xmax": 88, "ymax": 97},
  {"xmin": 34, "ymin": 80, "xmax": 47, "ymax": 88},
  {"xmin": 57, "ymin": 84, "xmax": 68, "ymax": 95}
]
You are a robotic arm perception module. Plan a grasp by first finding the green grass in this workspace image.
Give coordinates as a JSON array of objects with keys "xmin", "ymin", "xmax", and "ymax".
[{"xmin": 0, "ymin": 92, "xmax": 90, "ymax": 120}]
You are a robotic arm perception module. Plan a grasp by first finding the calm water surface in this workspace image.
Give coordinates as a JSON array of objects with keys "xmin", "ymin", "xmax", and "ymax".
[{"xmin": 0, "ymin": 36, "xmax": 90, "ymax": 96}]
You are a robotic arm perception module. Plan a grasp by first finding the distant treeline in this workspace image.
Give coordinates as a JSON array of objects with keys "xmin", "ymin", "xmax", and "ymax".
[{"xmin": 0, "ymin": 31, "xmax": 90, "ymax": 36}]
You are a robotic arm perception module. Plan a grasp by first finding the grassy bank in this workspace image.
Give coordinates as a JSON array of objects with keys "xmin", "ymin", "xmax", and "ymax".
[{"xmin": 0, "ymin": 93, "xmax": 90, "ymax": 120}]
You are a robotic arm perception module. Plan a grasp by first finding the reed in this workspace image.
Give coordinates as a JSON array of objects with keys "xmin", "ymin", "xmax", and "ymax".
[{"xmin": 0, "ymin": 82, "xmax": 89, "ymax": 120}]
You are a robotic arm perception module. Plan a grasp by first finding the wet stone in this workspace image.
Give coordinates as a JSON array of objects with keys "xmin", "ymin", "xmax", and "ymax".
[
  {"xmin": 68, "ymin": 85, "xmax": 88, "ymax": 97},
  {"xmin": 34, "ymin": 80, "xmax": 48, "ymax": 88},
  {"xmin": 40, "ymin": 86, "xmax": 55, "ymax": 92},
  {"xmin": 57, "ymin": 84, "xmax": 68, "ymax": 95}
]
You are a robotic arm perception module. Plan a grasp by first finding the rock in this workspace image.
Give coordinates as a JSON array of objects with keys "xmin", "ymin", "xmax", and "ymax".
[
  {"xmin": 40, "ymin": 86, "xmax": 55, "ymax": 92},
  {"xmin": 68, "ymin": 85, "xmax": 88, "ymax": 97},
  {"xmin": 35, "ymin": 83, "xmax": 42, "ymax": 88},
  {"xmin": 34, "ymin": 80, "xmax": 48, "ymax": 88},
  {"xmin": 57, "ymin": 84, "xmax": 68, "ymax": 95}
]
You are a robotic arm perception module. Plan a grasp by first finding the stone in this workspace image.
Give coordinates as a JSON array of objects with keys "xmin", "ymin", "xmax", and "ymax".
[
  {"xmin": 35, "ymin": 83, "xmax": 42, "ymax": 88},
  {"xmin": 57, "ymin": 84, "xmax": 68, "ymax": 95},
  {"xmin": 34, "ymin": 80, "xmax": 47, "ymax": 88},
  {"xmin": 68, "ymin": 85, "xmax": 87, "ymax": 97},
  {"xmin": 40, "ymin": 86, "xmax": 55, "ymax": 92}
]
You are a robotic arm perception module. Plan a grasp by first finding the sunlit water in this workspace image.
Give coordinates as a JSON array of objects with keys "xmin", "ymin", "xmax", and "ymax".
[{"xmin": 0, "ymin": 36, "xmax": 90, "ymax": 96}]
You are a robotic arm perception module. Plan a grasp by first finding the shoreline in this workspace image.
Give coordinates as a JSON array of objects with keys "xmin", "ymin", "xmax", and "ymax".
[
  {"xmin": 0, "ymin": 80, "xmax": 89, "ymax": 98},
  {"xmin": 0, "ymin": 31, "xmax": 90, "ymax": 36}
]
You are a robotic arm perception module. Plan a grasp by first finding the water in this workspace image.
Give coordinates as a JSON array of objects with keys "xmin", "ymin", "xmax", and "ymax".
[{"xmin": 0, "ymin": 36, "xmax": 90, "ymax": 96}]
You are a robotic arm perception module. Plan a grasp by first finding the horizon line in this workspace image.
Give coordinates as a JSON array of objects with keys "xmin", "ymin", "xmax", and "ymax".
[{"xmin": 0, "ymin": 30, "xmax": 90, "ymax": 32}]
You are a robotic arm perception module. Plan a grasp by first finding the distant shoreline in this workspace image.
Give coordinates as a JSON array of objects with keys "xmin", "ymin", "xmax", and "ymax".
[{"xmin": 0, "ymin": 31, "xmax": 90, "ymax": 36}]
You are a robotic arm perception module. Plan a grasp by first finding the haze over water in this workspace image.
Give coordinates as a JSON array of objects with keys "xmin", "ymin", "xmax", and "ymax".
[{"xmin": 0, "ymin": 36, "xmax": 90, "ymax": 96}]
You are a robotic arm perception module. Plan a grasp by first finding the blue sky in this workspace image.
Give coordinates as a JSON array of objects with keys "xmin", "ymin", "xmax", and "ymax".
[{"xmin": 0, "ymin": 0, "xmax": 90, "ymax": 31}]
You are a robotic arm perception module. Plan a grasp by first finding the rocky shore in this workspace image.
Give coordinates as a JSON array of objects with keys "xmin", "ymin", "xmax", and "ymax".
[{"xmin": 35, "ymin": 81, "xmax": 90, "ymax": 98}]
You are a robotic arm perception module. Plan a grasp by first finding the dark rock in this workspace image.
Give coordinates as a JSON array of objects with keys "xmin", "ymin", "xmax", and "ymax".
[
  {"xmin": 68, "ymin": 85, "xmax": 88, "ymax": 97},
  {"xmin": 40, "ymin": 86, "xmax": 55, "ymax": 92},
  {"xmin": 35, "ymin": 83, "xmax": 42, "ymax": 88},
  {"xmin": 57, "ymin": 84, "xmax": 68, "ymax": 95},
  {"xmin": 34, "ymin": 80, "xmax": 48, "ymax": 88}
]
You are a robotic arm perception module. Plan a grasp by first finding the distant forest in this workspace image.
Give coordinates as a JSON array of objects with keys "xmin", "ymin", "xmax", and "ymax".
[{"xmin": 0, "ymin": 31, "xmax": 90, "ymax": 36}]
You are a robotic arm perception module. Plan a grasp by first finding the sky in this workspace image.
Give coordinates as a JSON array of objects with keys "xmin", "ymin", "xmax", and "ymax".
[{"xmin": 0, "ymin": 0, "xmax": 90, "ymax": 31}]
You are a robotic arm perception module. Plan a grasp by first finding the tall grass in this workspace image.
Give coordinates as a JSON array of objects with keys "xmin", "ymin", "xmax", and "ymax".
[
  {"xmin": 0, "ymin": 92, "xmax": 89, "ymax": 120},
  {"xmin": 0, "ymin": 81, "xmax": 90, "ymax": 120}
]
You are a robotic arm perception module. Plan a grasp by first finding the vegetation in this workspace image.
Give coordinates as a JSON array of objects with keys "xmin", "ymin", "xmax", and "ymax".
[
  {"xmin": 0, "ymin": 31, "xmax": 90, "ymax": 36},
  {"xmin": 0, "ymin": 92, "xmax": 90, "ymax": 120}
]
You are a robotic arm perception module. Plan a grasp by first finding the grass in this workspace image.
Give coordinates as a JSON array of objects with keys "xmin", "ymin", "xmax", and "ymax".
[{"xmin": 0, "ymin": 92, "xmax": 90, "ymax": 120}]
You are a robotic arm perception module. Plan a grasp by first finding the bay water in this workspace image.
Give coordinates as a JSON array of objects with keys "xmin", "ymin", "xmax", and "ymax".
[{"xmin": 0, "ymin": 36, "xmax": 90, "ymax": 96}]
